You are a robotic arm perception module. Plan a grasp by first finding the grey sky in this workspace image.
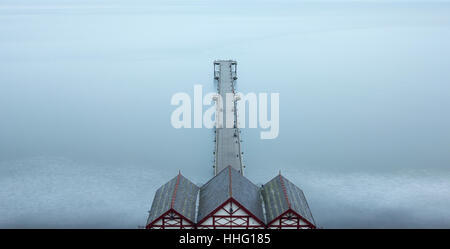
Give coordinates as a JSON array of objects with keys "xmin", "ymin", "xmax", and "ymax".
[{"xmin": 0, "ymin": 0, "xmax": 449, "ymax": 228}]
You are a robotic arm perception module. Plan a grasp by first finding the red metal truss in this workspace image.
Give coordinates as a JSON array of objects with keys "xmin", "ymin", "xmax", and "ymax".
[
  {"xmin": 197, "ymin": 198, "xmax": 265, "ymax": 229},
  {"xmin": 267, "ymin": 209, "xmax": 316, "ymax": 229},
  {"xmin": 146, "ymin": 209, "xmax": 195, "ymax": 229}
]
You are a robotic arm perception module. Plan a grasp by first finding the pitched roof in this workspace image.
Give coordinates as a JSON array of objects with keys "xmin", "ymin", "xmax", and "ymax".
[
  {"xmin": 146, "ymin": 173, "xmax": 199, "ymax": 225},
  {"xmin": 197, "ymin": 166, "xmax": 264, "ymax": 223},
  {"xmin": 261, "ymin": 174, "xmax": 316, "ymax": 226}
]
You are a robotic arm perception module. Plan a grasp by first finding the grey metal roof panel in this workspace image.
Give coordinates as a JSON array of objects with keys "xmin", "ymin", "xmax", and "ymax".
[
  {"xmin": 262, "ymin": 175, "xmax": 315, "ymax": 225},
  {"xmin": 146, "ymin": 175, "xmax": 177, "ymax": 225},
  {"xmin": 197, "ymin": 167, "xmax": 264, "ymax": 223},
  {"xmin": 229, "ymin": 167, "xmax": 265, "ymax": 222},
  {"xmin": 172, "ymin": 174, "xmax": 200, "ymax": 222},
  {"xmin": 197, "ymin": 167, "xmax": 230, "ymax": 222},
  {"xmin": 261, "ymin": 175, "xmax": 290, "ymax": 223},
  {"xmin": 146, "ymin": 174, "xmax": 199, "ymax": 225},
  {"xmin": 283, "ymin": 176, "xmax": 315, "ymax": 225}
]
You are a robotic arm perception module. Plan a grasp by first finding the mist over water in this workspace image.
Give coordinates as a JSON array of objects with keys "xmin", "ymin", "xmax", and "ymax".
[{"xmin": 0, "ymin": 0, "xmax": 449, "ymax": 228}]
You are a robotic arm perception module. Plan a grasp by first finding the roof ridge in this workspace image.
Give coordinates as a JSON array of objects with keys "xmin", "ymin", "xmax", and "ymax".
[
  {"xmin": 228, "ymin": 165, "xmax": 233, "ymax": 197},
  {"xmin": 279, "ymin": 174, "xmax": 291, "ymax": 209},
  {"xmin": 170, "ymin": 173, "xmax": 181, "ymax": 209},
  {"xmin": 199, "ymin": 165, "xmax": 232, "ymax": 189}
]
